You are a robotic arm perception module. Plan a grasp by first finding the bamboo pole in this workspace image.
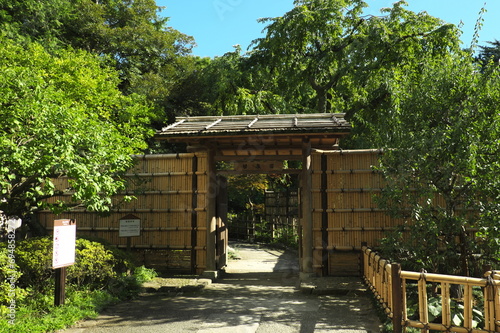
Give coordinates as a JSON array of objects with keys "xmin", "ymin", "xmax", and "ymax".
[
  {"xmin": 418, "ymin": 275, "xmax": 429, "ymax": 333},
  {"xmin": 441, "ymin": 282, "xmax": 451, "ymax": 328},
  {"xmin": 401, "ymin": 271, "xmax": 488, "ymax": 286},
  {"xmin": 464, "ymin": 285, "xmax": 473, "ymax": 329}
]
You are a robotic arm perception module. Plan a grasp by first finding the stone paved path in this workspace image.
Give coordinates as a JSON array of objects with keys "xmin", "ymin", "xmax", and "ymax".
[{"xmin": 63, "ymin": 242, "xmax": 382, "ymax": 333}]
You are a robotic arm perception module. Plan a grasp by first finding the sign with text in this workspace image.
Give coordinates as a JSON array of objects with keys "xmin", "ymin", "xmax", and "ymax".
[
  {"xmin": 119, "ymin": 215, "xmax": 141, "ymax": 237},
  {"xmin": 52, "ymin": 219, "xmax": 76, "ymax": 269}
]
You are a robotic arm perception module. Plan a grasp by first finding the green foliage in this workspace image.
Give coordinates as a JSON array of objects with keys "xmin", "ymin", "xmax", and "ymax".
[
  {"xmin": 0, "ymin": 236, "xmax": 156, "ymax": 331},
  {"xmin": 133, "ymin": 265, "xmax": 158, "ymax": 283},
  {"xmin": 249, "ymin": 0, "xmax": 461, "ymax": 133},
  {"xmin": 0, "ymin": 247, "xmax": 28, "ymax": 316},
  {"xmin": 404, "ymin": 295, "xmax": 485, "ymax": 329},
  {"xmin": 13, "ymin": 237, "xmax": 53, "ymax": 291},
  {"xmin": 6, "ymin": 236, "xmax": 136, "ymax": 291},
  {"xmin": 227, "ymin": 174, "xmax": 268, "ymax": 214},
  {"xmin": 0, "ymin": 35, "xmax": 154, "ymax": 231},
  {"xmin": 67, "ymin": 239, "xmax": 117, "ymax": 288},
  {"xmin": 477, "ymin": 39, "xmax": 500, "ymax": 67},
  {"xmin": 0, "ymin": 288, "xmax": 118, "ymax": 333},
  {"xmin": 377, "ymin": 47, "xmax": 500, "ymax": 275}
]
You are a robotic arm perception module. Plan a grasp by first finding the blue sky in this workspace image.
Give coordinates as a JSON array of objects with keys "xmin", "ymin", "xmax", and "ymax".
[{"xmin": 157, "ymin": 1, "xmax": 500, "ymax": 58}]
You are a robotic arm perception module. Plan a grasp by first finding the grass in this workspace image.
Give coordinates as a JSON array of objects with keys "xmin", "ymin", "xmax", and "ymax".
[{"xmin": 0, "ymin": 266, "xmax": 158, "ymax": 332}]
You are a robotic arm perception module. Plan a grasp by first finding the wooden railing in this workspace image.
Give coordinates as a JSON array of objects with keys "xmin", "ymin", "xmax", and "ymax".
[{"xmin": 362, "ymin": 245, "xmax": 500, "ymax": 332}]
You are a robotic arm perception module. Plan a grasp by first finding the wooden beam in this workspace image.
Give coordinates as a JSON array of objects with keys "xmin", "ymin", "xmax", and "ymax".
[
  {"xmin": 214, "ymin": 155, "xmax": 302, "ymax": 162},
  {"xmin": 217, "ymin": 169, "xmax": 302, "ymax": 175}
]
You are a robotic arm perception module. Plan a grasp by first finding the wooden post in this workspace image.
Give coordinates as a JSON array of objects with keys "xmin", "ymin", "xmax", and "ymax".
[
  {"xmin": 206, "ymin": 147, "xmax": 217, "ymax": 273},
  {"xmin": 191, "ymin": 155, "xmax": 198, "ymax": 274},
  {"xmin": 321, "ymin": 154, "xmax": 329, "ymax": 276},
  {"xmin": 391, "ymin": 263, "xmax": 403, "ymax": 333},
  {"xmin": 361, "ymin": 242, "xmax": 368, "ymax": 278},
  {"xmin": 54, "ymin": 267, "xmax": 67, "ymax": 306},
  {"xmin": 301, "ymin": 138, "xmax": 313, "ymax": 275}
]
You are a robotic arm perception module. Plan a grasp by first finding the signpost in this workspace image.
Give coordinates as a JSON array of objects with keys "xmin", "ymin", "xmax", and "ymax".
[
  {"xmin": 119, "ymin": 215, "xmax": 140, "ymax": 251},
  {"xmin": 52, "ymin": 219, "xmax": 76, "ymax": 306}
]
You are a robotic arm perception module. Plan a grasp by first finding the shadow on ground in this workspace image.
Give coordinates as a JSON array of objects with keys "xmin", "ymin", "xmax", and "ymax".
[{"xmin": 63, "ymin": 241, "xmax": 381, "ymax": 333}]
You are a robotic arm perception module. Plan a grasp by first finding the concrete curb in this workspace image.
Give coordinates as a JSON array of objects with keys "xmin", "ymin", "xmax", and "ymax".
[{"xmin": 141, "ymin": 277, "xmax": 212, "ymax": 294}]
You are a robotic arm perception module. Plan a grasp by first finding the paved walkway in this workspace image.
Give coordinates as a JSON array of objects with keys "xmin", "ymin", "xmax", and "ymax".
[{"xmin": 63, "ymin": 242, "xmax": 382, "ymax": 333}]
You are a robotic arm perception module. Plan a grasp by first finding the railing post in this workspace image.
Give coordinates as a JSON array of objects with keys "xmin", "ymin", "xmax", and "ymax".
[
  {"xmin": 391, "ymin": 263, "xmax": 403, "ymax": 333},
  {"xmin": 361, "ymin": 242, "xmax": 367, "ymax": 278}
]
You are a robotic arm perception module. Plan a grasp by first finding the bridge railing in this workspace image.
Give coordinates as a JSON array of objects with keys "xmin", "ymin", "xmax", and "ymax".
[{"xmin": 362, "ymin": 245, "xmax": 500, "ymax": 332}]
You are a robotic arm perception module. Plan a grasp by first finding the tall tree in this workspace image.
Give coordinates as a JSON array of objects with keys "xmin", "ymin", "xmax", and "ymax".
[
  {"xmin": 249, "ymin": 0, "xmax": 461, "ymax": 145},
  {"xmin": 376, "ymin": 51, "xmax": 500, "ymax": 276},
  {"xmin": 0, "ymin": 0, "xmax": 196, "ymax": 130},
  {"xmin": 0, "ymin": 36, "xmax": 153, "ymax": 235},
  {"xmin": 167, "ymin": 47, "xmax": 287, "ymax": 118},
  {"xmin": 477, "ymin": 39, "xmax": 500, "ymax": 66}
]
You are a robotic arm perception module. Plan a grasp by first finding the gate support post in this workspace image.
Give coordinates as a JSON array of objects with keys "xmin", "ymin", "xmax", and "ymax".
[
  {"xmin": 205, "ymin": 147, "xmax": 217, "ymax": 277},
  {"xmin": 301, "ymin": 138, "xmax": 314, "ymax": 276}
]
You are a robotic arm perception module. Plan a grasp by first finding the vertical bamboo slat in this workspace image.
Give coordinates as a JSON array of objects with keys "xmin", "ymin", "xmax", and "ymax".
[
  {"xmin": 418, "ymin": 276, "xmax": 429, "ymax": 332},
  {"xmin": 441, "ymin": 282, "xmax": 451, "ymax": 327},
  {"xmin": 464, "ymin": 285, "xmax": 473, "ymax": 329}
]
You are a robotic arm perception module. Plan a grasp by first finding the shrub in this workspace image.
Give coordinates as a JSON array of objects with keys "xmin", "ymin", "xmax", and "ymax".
[
  {"xmin": 133, "ymin": 265, "xmax": 158, "ymax": 283},
  {"xmin": 0, "ymin": 247, "xmax": 28, "ymax": 316},
  {"xmin": 9, "ymin": 236, "xmax": 134, "ymax": 291},
  {"xmin": 14, "ymin": 237, "xmax": 53, "ymax": 292},
  {"xmin": 67, "ymin": 238, "xmax": 117, "ymax": 288}
]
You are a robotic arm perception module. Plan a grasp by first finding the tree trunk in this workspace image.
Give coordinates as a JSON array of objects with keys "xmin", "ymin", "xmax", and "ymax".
[{"xmin": 25, "ymin": 214, "xmax": 48, "ymax": 237}]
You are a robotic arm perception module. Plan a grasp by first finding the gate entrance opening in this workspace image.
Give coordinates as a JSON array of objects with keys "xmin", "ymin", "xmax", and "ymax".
[{"xmin": 157, "ymin": 113, "xmax": 351, "ymax": 277}]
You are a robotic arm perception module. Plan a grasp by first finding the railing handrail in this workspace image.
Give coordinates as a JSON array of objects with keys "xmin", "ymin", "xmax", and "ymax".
[
  {"xmin": 401, "ymin": 271, "xmax": 493, "ymax": 286},
  {"xmin": 362, "ymin": 245, "xmax": 500, "ymax": 333}
]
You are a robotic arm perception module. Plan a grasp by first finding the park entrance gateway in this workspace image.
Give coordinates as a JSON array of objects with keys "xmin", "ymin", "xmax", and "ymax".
[
  {"xmin": 156, "ymin": 113, "xmax": 351, "ymax": 277},
  {"xmin": 39, "ymin": 113, "xmax": 394, "ymax": 277}
]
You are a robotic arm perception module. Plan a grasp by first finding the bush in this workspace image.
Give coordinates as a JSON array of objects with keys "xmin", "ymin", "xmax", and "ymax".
[
  {"xmin": 67, "ymin": 238, "xmax": 117, "ymax": 288},
  {"xmin": 133, "ymin": 265, "xmax": 158, "ymax": 283},
  {"xmin": 0, "ymin": 247, "xmax": 28, "ymax": 316},
  {"xmin": 14, "ymin": 237, "xmax": 53, "ymax": 292},
  {"xmin": 0, "ymin": 236, "xmax": 158, "ymax": 332}
]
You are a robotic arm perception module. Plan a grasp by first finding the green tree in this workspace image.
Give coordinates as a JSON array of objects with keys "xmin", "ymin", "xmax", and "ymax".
[
  {"xmin": 477, "ymin": 39, "xmax": 500, "ymax": 66},
  {"xmin": 0, "ymin": 36, "xmax": 154, "ymax": 235},
  {"xmin": 376, "ymin": 51, "xmax": 500, "ymax": 276},
  {"xmin": 249, "ymin": 0, "xmax": 460, "ymax": 144},
  {"xmin": 167, "ymin": 47, "xmax": 287, "ymax": 119},
  {"xmin": 0, "ymin": 0, "xmax": 196, "ymax": 130}
]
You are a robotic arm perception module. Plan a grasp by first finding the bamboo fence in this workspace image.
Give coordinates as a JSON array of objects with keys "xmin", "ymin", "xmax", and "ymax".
[
  {"xmin": 362, "ymin": 246, "xmax": 500, "ymax": 332},
  {"xmin": 38, "ymin": 153, "xmax": 209, "ymax": 274},
  {"xmin": 310, "ymin": 149, "xmax": 400, "ymax": 275}
]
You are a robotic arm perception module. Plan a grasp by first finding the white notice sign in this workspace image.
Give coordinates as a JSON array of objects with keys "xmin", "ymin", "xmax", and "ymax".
[
  {"xmin": 52, "ymin": 219, "xmax": 76, "ymax": 269},
  {"xmin": 119, "ymin": 218, "xmax": 141, "ymax": 237}
]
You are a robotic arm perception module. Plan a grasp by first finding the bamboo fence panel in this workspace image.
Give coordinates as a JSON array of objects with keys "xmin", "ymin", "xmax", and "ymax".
[
  {"xmin": 310, "ymin": 150, "xmax": 388, "ymax": 275},
  {"xmin": 363, "ymin": 246, "xmax": 500, "ymax": 333},
  {"xmin": 37, "ymin": 152, "xmax": 208, "ymax": 274}
]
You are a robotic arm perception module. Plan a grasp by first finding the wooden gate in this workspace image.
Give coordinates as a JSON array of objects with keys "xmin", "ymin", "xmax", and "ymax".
[
  {"xmin": 37, "ymin": 149, "xmax": 399, "ymax": 277},
  {"xmin": 38, "ymin": 153, "xmax": 209, "ymax": 274}
]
